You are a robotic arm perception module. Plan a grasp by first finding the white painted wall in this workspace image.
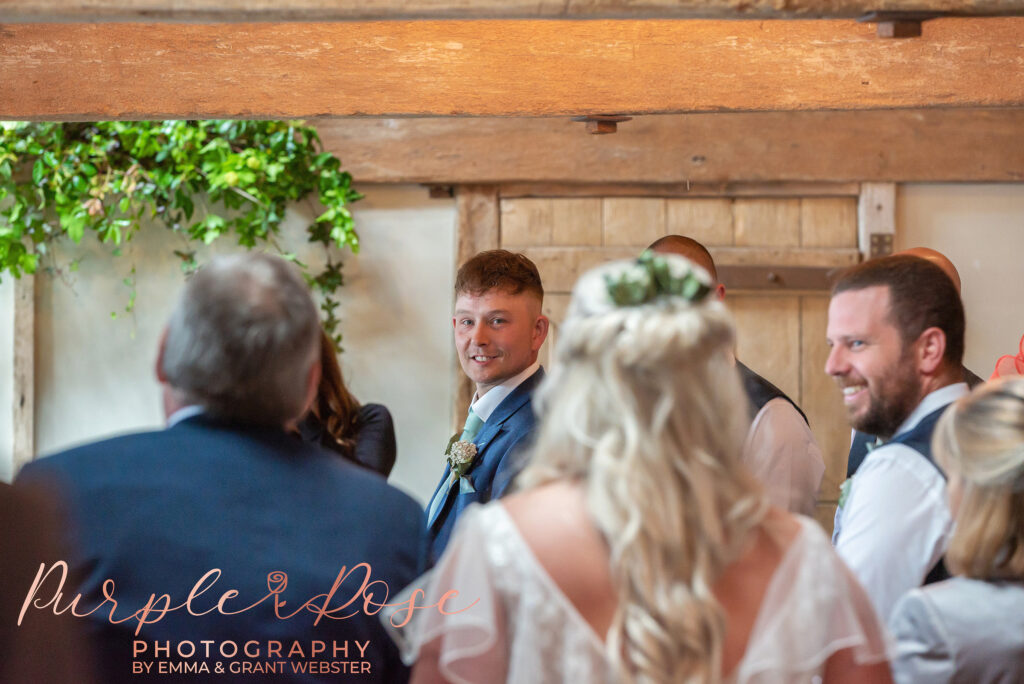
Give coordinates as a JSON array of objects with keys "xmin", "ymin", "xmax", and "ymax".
[
  {"xmin": 11, "ymin": 185, "xmax": 456, "ymax": 503},
  {"xmin": 897, "ymin": 184, "xmax": 1024, "ymax": 380}
]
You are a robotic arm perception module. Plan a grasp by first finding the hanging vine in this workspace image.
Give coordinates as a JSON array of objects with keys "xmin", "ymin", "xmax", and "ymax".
[{"xmin": 0, "ymin": 120, "xmax": 362, "ymax": 347}]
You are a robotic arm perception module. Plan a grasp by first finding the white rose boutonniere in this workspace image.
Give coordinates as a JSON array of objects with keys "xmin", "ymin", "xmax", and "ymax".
[{"xmin": 446, "ymin": 437, "xmax": 478, "ymax": 481}]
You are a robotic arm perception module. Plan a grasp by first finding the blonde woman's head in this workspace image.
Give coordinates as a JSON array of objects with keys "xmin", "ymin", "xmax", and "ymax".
[
  {"xmin": 933, "ymin": 376, "xmax": 1024, "ymax": 580},
  {"xmin": 520, "ymin": 253, "xmax": 764, "ymax": 684}
]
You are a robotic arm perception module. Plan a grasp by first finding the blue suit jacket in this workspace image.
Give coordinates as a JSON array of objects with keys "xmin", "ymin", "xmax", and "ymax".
[
  {"xmin": 427, "ymin": 367, "xmax": 544, "ymax": 560},
  {"xmin": 16, "ymin": 415, "xmax": 426, "ymax": 683}
]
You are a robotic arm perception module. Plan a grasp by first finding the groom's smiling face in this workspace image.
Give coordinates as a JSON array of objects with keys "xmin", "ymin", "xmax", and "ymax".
[{"xmin": 453, "ymin": 288, "xmax": 547, "ymax": 397}]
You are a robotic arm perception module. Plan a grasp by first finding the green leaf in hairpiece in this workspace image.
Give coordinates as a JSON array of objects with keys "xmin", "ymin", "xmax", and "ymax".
[
  {"xmin": 604, "ymin": 250, "xmax": 712, "ymax": 307},
  {"xmin": 604, "ymin": 270, "xmax": 654, "ymax": 307},
  {"xmin": 681, "ymin": 272, "xmax": 710, "ymax": 301}
]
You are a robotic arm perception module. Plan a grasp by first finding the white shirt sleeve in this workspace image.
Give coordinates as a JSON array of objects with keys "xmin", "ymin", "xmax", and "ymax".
[
  {"xmin": 743, "ymin": 398, "xmax": 825, "ymax": 516},
  {"xmin": 833, "ymin": 445, "xmax": 952, "ymax": 622}
]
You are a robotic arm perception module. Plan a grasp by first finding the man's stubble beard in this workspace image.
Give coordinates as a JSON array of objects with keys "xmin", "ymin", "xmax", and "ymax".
[{"xmin": 852, "ymin": 348, "xmax": 922, "ymax": 440}]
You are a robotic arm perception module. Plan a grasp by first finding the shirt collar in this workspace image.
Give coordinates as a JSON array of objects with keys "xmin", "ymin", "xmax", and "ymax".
[
  {"xmin": 167, "ymin": 405, "xmax": 204, "ymax": 427},
  {"xmin": 892, "ymin": 382, "xmax": 969, "ymax": 439},
  {"xmin": 470, "ymin": 360, "xmax": 541, "ymax": 422}
]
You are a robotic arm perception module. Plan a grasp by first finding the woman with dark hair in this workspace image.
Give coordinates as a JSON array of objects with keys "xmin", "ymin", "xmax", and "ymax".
[
  {"xmin": 890, "ymin": 376, "xmax": 1024, "ymax": 683},
  {"xmin": 298, "ymin": 329, "xmax": 397, "ymax": 477}
]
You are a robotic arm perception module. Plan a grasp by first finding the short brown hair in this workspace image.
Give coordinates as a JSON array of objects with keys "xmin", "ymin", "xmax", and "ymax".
[
  {"xmin": 832, "ymin": 254, "xmax": 965, "ymax": 369},
  {"xmin": 455, "ymin": 250, "xmax": 544, "ymax": 301}
]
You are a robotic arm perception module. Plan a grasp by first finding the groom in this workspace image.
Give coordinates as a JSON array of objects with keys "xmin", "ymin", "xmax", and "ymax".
[{"xmin": 426, "ymin": 250, "xmax": 549, "ymax": 559}]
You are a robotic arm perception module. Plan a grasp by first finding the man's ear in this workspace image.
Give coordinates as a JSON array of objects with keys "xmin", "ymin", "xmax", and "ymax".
[
  {"xmin": 155, "ymin": 327, "xmax": 170, "ymax": 383},
  {"xmin": 916, "ymin": 327, "xmax": 947, "ymax": 375},
  {"xmin": 532, "ymin": 315, "xmax": 550, "ymax": 351},
  {"xmin": 715, "ymin": 283, "xmax": 726, "ymax": 301}
]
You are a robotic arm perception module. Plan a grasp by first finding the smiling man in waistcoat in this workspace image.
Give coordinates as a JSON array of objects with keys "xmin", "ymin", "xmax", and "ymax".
[{"xmin": 826, "ymin": 254, "xmax": 968, "ymax": 621}]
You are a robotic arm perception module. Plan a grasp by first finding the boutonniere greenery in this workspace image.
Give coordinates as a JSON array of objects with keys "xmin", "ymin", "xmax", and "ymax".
[
  {"xmin": 445, "ymin": 435, "xmax": 478, "ymax": 480},
  {"xmin": 838, "ymin": 477, "xmax": 853, "ymax": 510}
]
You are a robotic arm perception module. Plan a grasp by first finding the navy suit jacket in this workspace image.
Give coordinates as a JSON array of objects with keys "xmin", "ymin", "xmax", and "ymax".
[
  {"xmin": 427, "ymin": 367, "xmax": 544, "ymax": 560},
  {"xmin": 16, "ymin": 415, "xmax": 426, "ymax": 684}
]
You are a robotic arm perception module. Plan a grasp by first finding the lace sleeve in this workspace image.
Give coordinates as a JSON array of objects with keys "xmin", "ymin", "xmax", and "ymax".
[
  {"xmin": 384, "ymin": 505, "xmax": 508, "ymax": 684},
  {"xmin": 733, "ymin": 517, "xmax": 893, "ymax": 683}
]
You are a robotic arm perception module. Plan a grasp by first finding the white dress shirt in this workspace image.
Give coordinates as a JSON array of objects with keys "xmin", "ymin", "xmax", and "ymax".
[
  {"xmin": 166, "ymin": 404, "xmax": 204, "ymax": 427},
  {"xmin": 743, "ymin": 398, "xmax": 825, "ymax": 516},
  {"xmin": 469, "ymin": 360, "xmax": 541, "ymax": 423},
  {"xmin": 832, "ymin": 382, "xmax": 968, "ymax": 622}
]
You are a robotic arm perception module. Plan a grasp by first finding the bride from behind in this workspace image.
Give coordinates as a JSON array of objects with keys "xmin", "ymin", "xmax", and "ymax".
[{"xmin": 400, "ymin": 253, "xmax": 892, "ymax": 684}]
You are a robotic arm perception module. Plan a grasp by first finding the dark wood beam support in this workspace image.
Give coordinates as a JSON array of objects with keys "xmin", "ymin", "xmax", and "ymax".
[
  {"xmin": 719, "ymin": 265, "xmax": 842, "ymax": 291},
  {"xmin": 318, "ymin": 110, "xmax": 1024, "ymax": 185}
]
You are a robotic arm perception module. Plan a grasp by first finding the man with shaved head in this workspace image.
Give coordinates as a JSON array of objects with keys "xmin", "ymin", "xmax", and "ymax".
[
  {"xmin": 649, "ymin": 235, "xmax": 825, "ymax": 515},
  {"xmin": 845, "ymin": 247, "xmax": 982, "ymax": 478},
  {"xmin": 899, "ymin": 246, "xmax": 962, "ymax": 292}
]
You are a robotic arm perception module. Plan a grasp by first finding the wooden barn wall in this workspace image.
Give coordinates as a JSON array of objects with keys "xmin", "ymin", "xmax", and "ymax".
[{"xmin": 495, "ymin": 193, "xmax": 859, "ymax": 531}]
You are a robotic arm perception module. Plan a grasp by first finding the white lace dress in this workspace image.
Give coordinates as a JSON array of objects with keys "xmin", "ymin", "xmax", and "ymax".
[{"xmin": 389, "ymin": 504, "xmax": 891, "ymax": 683}]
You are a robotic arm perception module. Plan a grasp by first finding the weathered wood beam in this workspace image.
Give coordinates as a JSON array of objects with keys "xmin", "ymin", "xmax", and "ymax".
[
  {"xmin": 451, "ymin": 185, "xmax": 498, "ymax": 432},
  {"xmin": 499, "ymin": 182, "xmax": 862, "ymax": 199},
  {"xmin": 525, "ymin": 246, "xmax": 860, "ymax": 291},
  {"xmin": 3, "ymin": 19, "xmax": 1024, "ymax": 120},
  {"xmin": 2, "ymin": 0, "xmax": 1023, "ymax": 22},
  {"xmin": 718, "ymin": 265, "xmax": 838, "ymax": 291},
  {"xmin": 321, "ymin": 110, "xmax": 1024, "ymax": 184},
  {"xmin": 858, "ymin": 182, "xmax": 897, "ymax": 257}
]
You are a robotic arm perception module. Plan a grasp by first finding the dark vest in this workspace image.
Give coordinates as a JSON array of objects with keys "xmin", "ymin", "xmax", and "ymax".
[
  {"xmin": 736, "ymin": 361, "xmax": 809, "ymax": 425},
  {"xmin": 878, "ymin": 404, "xmax": 953, "ymax": 585},
  {"xmin": 847, "ymin": 367, "xmax": 982, "ymax": 478}
]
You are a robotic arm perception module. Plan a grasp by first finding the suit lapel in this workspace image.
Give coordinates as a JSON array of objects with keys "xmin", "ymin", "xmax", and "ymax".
[
  {"xmin": 472, "ymin": 367, "xmax": 544, "ymax": 454},
  {"xmin": 428, "ymin": 367, "xmax": 544, "ymax": 531}
]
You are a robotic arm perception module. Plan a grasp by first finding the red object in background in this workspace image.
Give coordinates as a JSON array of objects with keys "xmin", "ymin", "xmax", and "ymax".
[{"xmin": 991, "ymin": 334, "xmax": 1024, "ymax": 380}]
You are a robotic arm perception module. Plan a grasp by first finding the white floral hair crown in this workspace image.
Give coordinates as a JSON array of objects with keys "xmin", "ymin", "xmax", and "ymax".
[{"xmin": 603, "ymin": 250, "xmax": 712, "ymax": 307}]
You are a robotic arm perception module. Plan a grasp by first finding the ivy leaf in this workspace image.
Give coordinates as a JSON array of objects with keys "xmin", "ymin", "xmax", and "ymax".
[
  {"xmin": 2, "ymin": 120, "xmax": 361, "ymax": 346},
  {"xmin": 60, "ymin": 211, "xmax": 87, "ymax": 243}
]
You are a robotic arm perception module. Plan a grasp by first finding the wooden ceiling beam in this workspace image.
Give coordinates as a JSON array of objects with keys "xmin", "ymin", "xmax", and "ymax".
[
  {"xmin": 2, "ymin": 0, "xmax": 1023, "ymax": 22},
  {"xmin": 2, "ymin": 18, "xmax": 1024, "ymax": 120},
  {"xmin": 321, "ymin": 110, "xmax": 1024, "ymax": 184}
]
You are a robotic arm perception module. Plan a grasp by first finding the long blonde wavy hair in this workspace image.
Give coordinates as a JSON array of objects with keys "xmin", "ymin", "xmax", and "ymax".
[
  {"xmin": 933, "ymin": 376, "xmax": 1024, "ymax": 580},
  {"xmin": 518, "ymin": 255, "xmax": 767, "ymax": 684}
]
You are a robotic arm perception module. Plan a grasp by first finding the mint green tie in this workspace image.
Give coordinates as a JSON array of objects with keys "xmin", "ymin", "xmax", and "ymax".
[
  {"xmin": 427, "ymin": 408, "xmax": 484, "ymax": 526},
  {"xmin": 459, "ymin": 408, "xmax": 484, "ymax": 443}
]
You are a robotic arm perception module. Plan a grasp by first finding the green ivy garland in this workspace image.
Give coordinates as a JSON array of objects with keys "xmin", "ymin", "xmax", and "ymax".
[{"xmin": 0, "ymin": 120, "xmax": 362, "ymax": 346}]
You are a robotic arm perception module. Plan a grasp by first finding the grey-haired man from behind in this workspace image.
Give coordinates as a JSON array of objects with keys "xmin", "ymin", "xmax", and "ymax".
[{"xmin": 17, "ymin": 253, "xmax": 426, "ymax": 683}]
